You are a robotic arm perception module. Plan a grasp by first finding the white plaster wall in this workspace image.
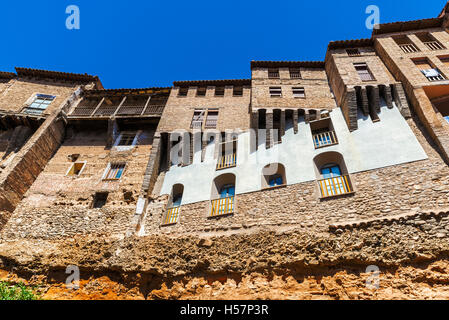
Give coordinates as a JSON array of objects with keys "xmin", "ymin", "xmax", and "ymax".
[{"xmin": 160, "ymin": 104, "xmax": 428, "ymax": 205}]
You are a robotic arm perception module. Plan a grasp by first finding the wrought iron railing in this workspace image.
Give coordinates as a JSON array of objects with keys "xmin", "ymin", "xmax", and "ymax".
[
  {"xmin": 318, "ymin": 175, "xmax": 352, "ymax": 198},
  {"xmin": 210, "ymin": 196, "xmax": 235, "ymax": 217},
  {"xmin": 216, "ymin": 153, "xmax": 236, "ymax": 170},
  {"xmin": 313, "ymin": 131, "xmax": 338, "ymax": 149}
]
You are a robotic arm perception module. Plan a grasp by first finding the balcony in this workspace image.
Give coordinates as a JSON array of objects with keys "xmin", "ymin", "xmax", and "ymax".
[
  {"xmin": 421, "ymin": 69, "xmax": 446, "ymax": 82},
  {"xmin": 318, "ymin": 175, "xmax": 353, "ymax": 198},
  {"xmin": 399, "ymin": 43, "xmax": 419, "ymax": 53},
  {"xmin": 210, "ymin": 196, "xmax": 235, "ymax": 217},
  {"xmin": 216, "ymin": 153, "xmax": 236, "ymax": 170},
  {"xmin": 313, "ymin": 131, "xmax": 338, "ymax": 149},
  {"xmin": 424, "ymin": 41, "xmax": 445, "ymax": 51},
  {"xmin": 162, "ymin": 206, "xmax": 180, "ymax": 225}
]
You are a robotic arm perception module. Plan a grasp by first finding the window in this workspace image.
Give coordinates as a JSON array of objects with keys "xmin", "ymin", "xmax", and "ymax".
[
  {"xmin": 205, "ymin": 110, "xmax": 219, "ymax": 129},
  {"xmin": 67, "ymin": 162, "xmax": 86, "ymax": 176},
  {"xmin": 217, "ymin": 139, "xmax": 237, "ymax": 170},
  {"xmin": 393, "ymin": 36, "xmax": 419, "ymax": 53},
  {"xmin": 292, "ymin": 87, "xmax": 305, "ymax": 98},
  {"xmin": 233, "ymin": 86, "xmax": 243, "ymax": 96},
  {"xmin": 268, "ymin": 175, "xmax": 283, "ymax": 187},
  {"xmin": 346, "ymin": 48, "xmax": 361, "ymax": 56},
  {"xmin": 415, "ymin": 32, "xmax": 445, "ymax": 51},
  {"xmin": 289, "ymin": 68, "xmax": 301, "ymax": 79},
  {"xmin": 414, "ymin": 59, "xmax": 446, "ymax": 81},
  {"xmin": 210, "ymin": 173, "xmax": 236, "ymax": 217},
  {"xmin": 178, "ymin": 87, "xmax": 188, "ymax": 97},
  {"xmin": 92, "ymin": 192, "xmax": 108, "ymax": 209},
  {"xmin": 23, "ymin": 94, "xmax": 55, "ymax": 115},
  {"xmin": 268, "ymin": 68, "xmax": 280, "ymax": 78},
  {"xmin": 163, "ymin": 184, "xmax": 184, "ymax": 225},
  {"xmin": 354, "ymin": 63, "xmax": 375, "ymax": 81},
  {"xmin": 196, "ymin": 87, "xmax": 207, "ymax": 96},
  {"xmin": 103, "ymin": 163, "xmax": 126, "ymax": 181},
  {"xmin": 311, "ymin": 118, "xmax": 338, "ymax": 149},
  {"xmin": 314, "ymin": 152, "xmax": 353, "ymax": 199},
  {"xmin": 116, "ymin": 132, "xmax": 138, "ymax": 147},
  {"xmin": 438, "ymin": 56, "xmax": 449, "ymax": 67},
  {"xmin": 191, "ymin": 109, "xmax": 205, "ymax": 129},
  {"xmin": 215, "ymin": 86, "xmax": 225, "ymax": 96},
  {"xmin": 270, "ymin": 87, "xmax": 282, "ymax": 98}
]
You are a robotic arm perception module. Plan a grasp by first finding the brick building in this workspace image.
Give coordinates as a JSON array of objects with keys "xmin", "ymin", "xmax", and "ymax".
[{"xmin": 1, "ymin": 4, "xmax": 449, "ymax": 241}]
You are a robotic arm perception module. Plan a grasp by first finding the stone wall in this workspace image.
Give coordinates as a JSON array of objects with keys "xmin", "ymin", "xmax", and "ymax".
[
  {"xmin": 0, "ymin": 78, "xmax": 78, "ymax": 115},
  {"xmin": 251, "ymin": 67, "xmax": 336, "ymax": 110},
  {"xmin": 157, "ymin": 86, "xmax": 251, "ymax": 133},
  {"xmin": 142, "ymin": 116, "xmax": 449, "ymax": 237}
]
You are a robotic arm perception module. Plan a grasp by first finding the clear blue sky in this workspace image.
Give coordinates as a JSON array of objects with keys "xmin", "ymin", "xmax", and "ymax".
[{"xmin": 0, "ymin": 0, "xmax": 446, "ymax": 88}]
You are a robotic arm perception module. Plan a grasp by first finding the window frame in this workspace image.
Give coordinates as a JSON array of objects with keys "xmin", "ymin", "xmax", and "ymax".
[
  {"xmin": 113, "ymin": 131, "xmax": 141, "ymax": 151},
  {"xmin": 292, "ymin": 87, "xmax": 306, "ymax": 98},
  {"xmin": 22, "ymin": 94, "xmax": 56, "ymax": 115},
  {"xmin": 102, "ymin": 162, "xmax": 127, "ymax": 181},
  {"xmin": 354, "ymin": 63, "xmax": 376, "ymax": 82},
  {"xmin": 269, "ymin": 86, "xmax": 282, "ymax": 98},
  {"xmin": 65, "ymin": 161, "xmax": 87, "ymax": 177}
]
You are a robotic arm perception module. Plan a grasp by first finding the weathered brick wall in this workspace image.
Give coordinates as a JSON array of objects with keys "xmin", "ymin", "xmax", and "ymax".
[
  {"xmin": 157, "ymin": 86, "xmax": 251, "ymax": 132},
  {"xmin": 0, "ymin": 78, "xmax": 78, "ymax": 115},
  {"xmin": 251, "ymin": 67, "xmax": 336, "ymax": 110},
  {"xmin": 0, "ymin": 125, "xmax": 156, "ymax": 239},
  {"xmin": 142, "ymin": 116, "xmax": 449, "ymax": 237}
]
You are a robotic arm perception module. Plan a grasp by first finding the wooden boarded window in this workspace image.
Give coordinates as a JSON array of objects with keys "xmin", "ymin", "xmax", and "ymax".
[
  {"xmin": 292, "ymin": 87, "xmax": 305, "ymax": 98},
  {"xmin": 233, "ymin": 86, "xmax": 243, "ymax": 96},
  {"xmin": 215, "ymin": 86, "xmax": 225, "ymax": 96},
  {"xmin": 196, "ymin": 87, "xmax": 207, "ymax": 96},
  {"xmin": 270, "ymin": 87, "xmax": 282, "ymax": 97},
  {"xmin": 346, "ymin": 48, "xmax": 361, "ymax": 56},
  {"xmin": 205, "ymin": 110, "xmax": 219, "ymax": 129},
  {"xmin": 354, "ymin": 63, "xmax": 375, "ymax": 81}
]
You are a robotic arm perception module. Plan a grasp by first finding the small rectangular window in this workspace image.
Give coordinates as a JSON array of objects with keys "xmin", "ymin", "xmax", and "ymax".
[
  {"xmin": 191, "ymin": 109, "xmax": 205, "ymax": 129},
  {"xmin": 233, "ymin": 86, "xmax": 243, "ymax": 96},
  {"xmin": 23, "ymin": 94, "xmax": 56, "ymax": 115},
  {"xmin": 289, "ymin": 68, "xmax": 301, "ymax": 79},
  {"xmin": 414, "ymin": 59, "xmax": 446, "ymax": 81},
  {"xmin": 354, "ymin": 63, "xmax": 375, "ymax": 81},
  {"xmin": 205, "ymin": 110, "xmax": 219, "ymax": 129},
  {"xmin": 346, "ymin": 48, "xmax": 361, "ymax": 56},
  {"xmin": 196, "ymin": 87, "xmax": 207, "ymax": 96},
  {"xmin": 215, "ymin": 86, "xmax": 225, "ymax": 96},
  {"xmin": 67, "ymin": 162, "xmax": 86, "ymax": 176},
  {"xmin": 103, "ymin": 163, "xmax": 126, "ymax": 181},
  {"xmin": 268, "ymin": 68, "xmax": 280, "ymax": 79},
  {"xmin": 439, "ymin": 56, "xmax": 449, "ymax": 67},
  {"xmin": 292, "ymin": 87, "xmax": 305, "ymax": 98},
  {"xmin": 178, "ymin": 87, "xmax": 188, "ymax": 97},
  {"xmin": 92, "ymin": 192, "xmax": 108, "ymax": 209},
  {"xmin": 116, "ymin": 132, "xmax": 138, "ymax": 146},
  {"xmin": 270, "ymin": 87, "xmax": 282, "ymax": 98}
]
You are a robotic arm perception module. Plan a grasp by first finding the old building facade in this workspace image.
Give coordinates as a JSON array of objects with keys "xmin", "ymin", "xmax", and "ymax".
[{"xmin": 2, "ymin": 4, "xmax": 449, "ymax": 242}]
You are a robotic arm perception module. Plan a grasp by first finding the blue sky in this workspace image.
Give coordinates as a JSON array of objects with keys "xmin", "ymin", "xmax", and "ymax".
[{"xmin": 0, "ymin": 0, "xmax": 446, "ymax": 88}]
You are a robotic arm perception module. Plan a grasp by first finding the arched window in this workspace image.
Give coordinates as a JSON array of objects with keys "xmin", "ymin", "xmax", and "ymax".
[
  {"xmin": 210, "ymin": 173, "xmax": 236, "ymax": 217},
  {"xmin": 163, "ymin": 184, "xmax": 184, "ymax": 225},
  {"xmin": 313, "ymin": 152, "xmax": 353, "ymax": 198},
  {"xmin": 262, "ymin": 163, "xmax": 286, "ymax": 189}
]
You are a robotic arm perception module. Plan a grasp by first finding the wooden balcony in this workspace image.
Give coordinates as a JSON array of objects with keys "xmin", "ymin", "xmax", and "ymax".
[
  {"xmin": 313, "ymin": 131, "xmax": 338, "ymax": 149},
  {"xmin": 399, "ymin": 43, "xmax": 419, "ymax": 53},
  {"xmin": 162, "ymin": 206, "xmax": 180, "ymax": 225},
  {"xmin": 424, "ymin": 41, "xmax": 445, "ymax": 51},
  {"xmin": 216, "ymin": 153, "xmax": 236, "ymax": 170},
  {"xmin": 210, "ymin": 196, "xmax": 235, "ymax": 217},
  {"xmin": 318, "ymin": 175, "xmax": 353, "ymax": 198}
]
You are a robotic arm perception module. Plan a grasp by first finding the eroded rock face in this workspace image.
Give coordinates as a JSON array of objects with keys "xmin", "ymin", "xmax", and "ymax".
[{"xmin": 1, "ymin": 222, "xmax": 449, "ymax": 300}]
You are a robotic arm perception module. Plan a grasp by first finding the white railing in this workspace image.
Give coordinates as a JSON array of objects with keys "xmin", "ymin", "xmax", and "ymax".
[
  {"xmin": 313, "ymin": 131, "xmax": 338, "ymax": 149},
  {"xmin": 210, "ymin": 196, "xmax": 235, "ymax": 217},
  {"xmin": 318, "ymin": 175, "xmax": 353, "ymax": 198}
]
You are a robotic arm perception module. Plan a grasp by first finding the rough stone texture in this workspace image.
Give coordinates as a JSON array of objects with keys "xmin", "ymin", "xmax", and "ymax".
[{"xmin": 251, "ymin": 67, "xmax": 336, "ymax": 111}]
